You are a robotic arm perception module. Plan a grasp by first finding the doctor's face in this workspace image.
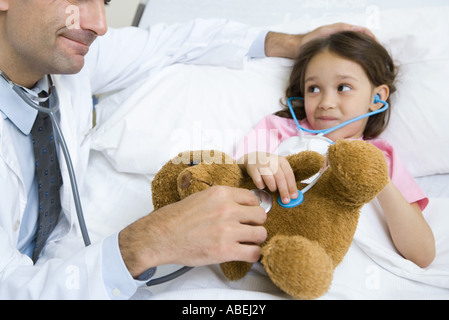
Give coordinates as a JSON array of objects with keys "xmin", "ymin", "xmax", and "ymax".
[{"xmin": 0, "ymin": 0, "xmax": 108, "ymax": 87}]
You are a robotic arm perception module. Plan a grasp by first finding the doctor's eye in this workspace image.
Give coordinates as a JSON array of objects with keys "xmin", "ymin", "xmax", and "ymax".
[
  {"xmin": 104, "ymin": 0, "xmax": 111, "ymax": 4},
  {"xmin": 338, "ymin": 84, "xmax": 351, "ymax": 92}
]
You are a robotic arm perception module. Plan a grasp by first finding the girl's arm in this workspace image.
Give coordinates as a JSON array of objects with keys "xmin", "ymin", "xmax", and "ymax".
[{"xmin": 376, "ymin": 180, "xmax": 436, "ymax": 268}]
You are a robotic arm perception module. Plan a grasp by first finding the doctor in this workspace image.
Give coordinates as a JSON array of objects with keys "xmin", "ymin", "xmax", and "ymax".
[{"xmin": 0, "ymin": 0, "xmax": 374, "ymax": 299}]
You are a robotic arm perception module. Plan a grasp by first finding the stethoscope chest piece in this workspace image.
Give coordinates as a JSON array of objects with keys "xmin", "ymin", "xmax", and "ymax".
[{"xmin": 251, "ymin": 189, "xmax": 273, "ymax": 213}]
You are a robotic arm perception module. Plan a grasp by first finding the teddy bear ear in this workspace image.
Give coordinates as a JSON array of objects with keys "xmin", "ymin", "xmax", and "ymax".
[{"xmin": 151, "ymin": 151, "xmax": 200, "ymax": 209}]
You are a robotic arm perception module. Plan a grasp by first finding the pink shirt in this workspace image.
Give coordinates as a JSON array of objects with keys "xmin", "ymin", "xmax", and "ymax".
[{"xmin": 235, "ymin": 115, "xmax": 428, "ymax": 211}]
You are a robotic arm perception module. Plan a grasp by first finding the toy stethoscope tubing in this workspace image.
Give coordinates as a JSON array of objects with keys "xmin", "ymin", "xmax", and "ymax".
[{"xmin": 287, "ymin": 95, "xmax": 389, "ymax": 137}]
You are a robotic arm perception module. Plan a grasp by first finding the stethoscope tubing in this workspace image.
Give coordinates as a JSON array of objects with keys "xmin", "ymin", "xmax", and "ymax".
[{"xmin": 12, "ymin": 79, "xmax": 91, "ymax": 247}]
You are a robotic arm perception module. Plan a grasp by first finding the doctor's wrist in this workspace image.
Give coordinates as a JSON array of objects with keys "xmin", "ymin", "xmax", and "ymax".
[
  {"xmin": 264, "ymin": 32, "xmax": 303, "ymax": 59},
  {"xmin": 118, "ymin": 218, "xmax": 161, "ymax": 279}
]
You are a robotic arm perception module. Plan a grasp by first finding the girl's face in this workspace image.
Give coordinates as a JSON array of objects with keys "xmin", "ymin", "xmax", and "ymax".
[{"xmin": 304, "ymin": 49, "xmax": 388, "ymax": 141}]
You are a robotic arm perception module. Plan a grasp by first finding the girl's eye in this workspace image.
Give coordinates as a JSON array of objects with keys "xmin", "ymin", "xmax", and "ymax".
[
  {"xmin": 308, "ymin": 86, "xmax": 320, "ymax": 93},
  {"xmin": 338, "ymin": 85, "xmax": 351, "ymax": 92}
]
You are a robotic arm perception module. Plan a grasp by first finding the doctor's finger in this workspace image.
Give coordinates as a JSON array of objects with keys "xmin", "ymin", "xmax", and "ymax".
[
  {"xmin": 237, "ymin": 205, "xmax": 267, "ymax": 226},
  {"xmin": 232, "ymin": 243, "xmax": 263, "ymax": 263}
]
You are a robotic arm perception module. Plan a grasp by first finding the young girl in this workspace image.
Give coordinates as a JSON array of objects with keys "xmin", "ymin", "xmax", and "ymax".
[{"xmin": 236, "ymin": 31, "xmax": 435, "ymax": 268}]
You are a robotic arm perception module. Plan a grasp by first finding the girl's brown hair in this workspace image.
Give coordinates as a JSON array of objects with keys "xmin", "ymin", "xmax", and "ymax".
[{"xmin": 276, "ymin": 31, "xmax": 397, "ymax": 140}]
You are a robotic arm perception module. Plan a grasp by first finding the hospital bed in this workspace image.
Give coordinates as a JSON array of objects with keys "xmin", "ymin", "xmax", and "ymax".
[{"xmin": 85, "ymin": 0, "xmax": 449, "ymax": 299}]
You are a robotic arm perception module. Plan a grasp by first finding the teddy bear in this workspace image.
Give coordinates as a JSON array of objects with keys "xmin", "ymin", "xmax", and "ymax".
[{"xmin": 151, "ymin": 139, "xmax": 389, "ymax": 300}]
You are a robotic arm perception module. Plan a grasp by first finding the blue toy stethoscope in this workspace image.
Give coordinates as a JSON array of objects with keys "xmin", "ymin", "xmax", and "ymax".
[{"xmin": 273, "ymin": 94, "xmax": 389, "ymax": 208}]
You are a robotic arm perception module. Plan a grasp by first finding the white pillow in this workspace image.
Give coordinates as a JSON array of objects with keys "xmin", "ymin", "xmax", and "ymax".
[{"xmin": 91, "ymin": 5, "xmax": 449, "ymax": 178}]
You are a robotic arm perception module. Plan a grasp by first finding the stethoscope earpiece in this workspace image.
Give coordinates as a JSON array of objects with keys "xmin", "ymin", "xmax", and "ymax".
[{"xmin": 374, "ymin": 94, "xmax": 381, "ymax": 104}]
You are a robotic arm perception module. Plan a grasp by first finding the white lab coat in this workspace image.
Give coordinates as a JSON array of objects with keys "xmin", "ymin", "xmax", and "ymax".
[{"xmin": 0, "ymin": 19, "xmax": 260, "ymax": 299}]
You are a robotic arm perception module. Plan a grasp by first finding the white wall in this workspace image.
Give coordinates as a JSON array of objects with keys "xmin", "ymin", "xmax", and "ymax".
[
  {"xmin": 105, "ymin": 0, "xmax": 140, "ymax": 28},
  {"xmin": 140, "ymin": 0, "xmax": 449, "ymax": 28}
]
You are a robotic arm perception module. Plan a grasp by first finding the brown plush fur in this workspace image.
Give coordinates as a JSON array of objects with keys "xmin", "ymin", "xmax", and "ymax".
[{"xmin": 151, "ymin": 140, "xmax": 389, "ymax": 299}]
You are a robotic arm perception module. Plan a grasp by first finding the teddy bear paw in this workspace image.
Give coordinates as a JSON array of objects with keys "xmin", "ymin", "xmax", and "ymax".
[{"xmin": 220, "ymin": 261, "xmax": 253, "ymax": 281}]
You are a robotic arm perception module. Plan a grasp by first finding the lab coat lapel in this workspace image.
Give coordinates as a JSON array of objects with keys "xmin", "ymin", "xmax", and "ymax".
[
  {"xmin": 50, "ymin": 75, "xmax": 78, "ymax": 236},
  {"xmin": 0, "ymin": 117, "xmax": 27, "ymax": 245}
]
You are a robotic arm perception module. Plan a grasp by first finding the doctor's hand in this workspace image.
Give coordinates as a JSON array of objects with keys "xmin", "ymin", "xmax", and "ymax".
[
  {"xmin": 118, "ymin": 186, "xmax": 268, "ymax": 278},
  {"xmin": 238, "ymin": 152, "xmax": 298, "ymax": 205},
  {"xmin": 265, "ymin": 22, "xmax": 376, "ymax": 59}
]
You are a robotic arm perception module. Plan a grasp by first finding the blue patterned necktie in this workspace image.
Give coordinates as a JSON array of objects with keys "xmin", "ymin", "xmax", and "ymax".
[{"xmin": 31, "ymin": 91, "xmax": 63, "ymax": 262}]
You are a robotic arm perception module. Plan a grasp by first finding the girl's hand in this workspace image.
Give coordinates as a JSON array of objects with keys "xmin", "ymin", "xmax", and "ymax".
[{"xmin": 239, "ymin": 152, "xmax": 298, "ymax": 204}]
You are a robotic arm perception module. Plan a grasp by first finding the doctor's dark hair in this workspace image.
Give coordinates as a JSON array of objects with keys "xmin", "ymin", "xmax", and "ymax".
[{"xmin": 277, "ymin": 31, "xmax": 397, "ymax": 140}]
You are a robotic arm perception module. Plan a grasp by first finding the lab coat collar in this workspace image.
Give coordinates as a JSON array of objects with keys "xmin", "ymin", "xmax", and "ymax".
[{"xmin": 0, "ymin": 77, "xmax": 39, "ymax": 135}]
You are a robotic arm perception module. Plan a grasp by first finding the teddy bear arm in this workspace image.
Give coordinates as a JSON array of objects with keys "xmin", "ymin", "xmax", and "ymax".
[
  {"xmin": 286, "ymin": 151, "xmax": 325, "ymax": 182},
  {"xmin": 327, "ymin": 140, "xmax": 389, "ymax": 204}
]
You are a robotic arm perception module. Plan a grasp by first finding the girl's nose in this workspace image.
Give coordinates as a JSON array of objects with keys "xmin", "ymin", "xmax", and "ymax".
[{"xmin": 319, "ymin": 93, "xmax": 338, "ymax": 110}]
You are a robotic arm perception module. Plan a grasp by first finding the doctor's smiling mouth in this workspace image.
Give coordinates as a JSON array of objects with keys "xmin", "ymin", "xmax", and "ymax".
[
  {"xmin": 59, "ymin": 1, "xmax": 109, "ymax": 57},
  {"xmin": 57, "ymin": 28, "xmax": 98, "ymax": 56}
]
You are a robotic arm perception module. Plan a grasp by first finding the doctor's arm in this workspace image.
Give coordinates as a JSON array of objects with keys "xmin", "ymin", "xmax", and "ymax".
[{"xmin": 264, "ymin": 23, "xmax": 376, "ymax": 59}]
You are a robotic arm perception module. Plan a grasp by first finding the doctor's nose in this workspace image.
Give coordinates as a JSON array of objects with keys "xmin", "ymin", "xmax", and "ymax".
[{"xmin": 79, "ymin": 0, "xmax": 108, "ymax": 36}]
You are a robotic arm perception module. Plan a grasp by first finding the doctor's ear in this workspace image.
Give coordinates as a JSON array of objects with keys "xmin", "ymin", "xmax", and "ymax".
[{"xmin": 370, "ymin": 85, "xmax": 389, "ymax": 111}]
